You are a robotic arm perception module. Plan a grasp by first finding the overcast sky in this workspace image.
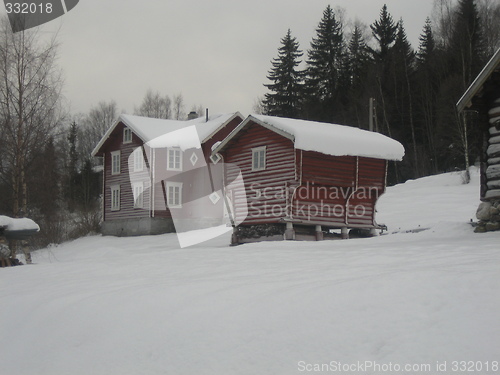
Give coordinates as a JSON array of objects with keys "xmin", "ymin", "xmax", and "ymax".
[{"xmin": 1, "ymin": 0, "xmax": 437, "ymax": 118}]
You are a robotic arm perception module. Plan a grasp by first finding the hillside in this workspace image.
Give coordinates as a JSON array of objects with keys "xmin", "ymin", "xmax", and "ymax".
[{"xmin": 0, "ymin": 168, "xmax": 499, "ymax": 375}]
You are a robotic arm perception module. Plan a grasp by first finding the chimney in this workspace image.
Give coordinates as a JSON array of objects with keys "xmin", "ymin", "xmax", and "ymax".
[
  {"xmin": 187, "ymin": 111, "xmax": 198, "ymax": 120},
  {"xmin": 206, "ymin": 108, "xmax": 209, "ymax": 122}
]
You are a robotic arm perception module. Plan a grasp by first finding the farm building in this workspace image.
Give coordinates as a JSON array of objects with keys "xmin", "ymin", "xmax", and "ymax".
[
  {"xmin": 457, "ymin": 48, "xmax": 500, "ymax": 232},
  {"xmin": 92, "ymin": 112, "xmax": 243, "ymax": 236},
  {"xmin": 212, "ymin": 115, "xmax": 405, "ymax": 244}
]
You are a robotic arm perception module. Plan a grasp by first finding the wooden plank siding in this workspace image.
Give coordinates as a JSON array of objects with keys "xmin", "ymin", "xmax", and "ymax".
[
  {"xmin": 223, "ymin": 123, "xmax": 296, "ymax": 225},
  {"xmin": 221, "ymin": 120, "xmax": 388, "ymax": 230},
  {"xmin": 104, "ymin": 123, "xmax": 152, "ymax": 221},
  {"xmin": 291, "ymin": 152, "xmax": 386, "ymax": 228}
]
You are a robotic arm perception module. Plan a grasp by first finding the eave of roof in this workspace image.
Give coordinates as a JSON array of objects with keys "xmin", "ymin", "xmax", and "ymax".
[
  {"xmin": 212, "ymin": 115, "xmax": 294, "ymax": 155},
  {"xmin": 457, "ymin": 48, "xmax": 500, "ymax": 113}
]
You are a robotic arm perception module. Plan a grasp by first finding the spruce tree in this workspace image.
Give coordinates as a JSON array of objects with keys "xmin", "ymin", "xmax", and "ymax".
[
  {"xmin": 66, "ymin": 121, "xmax": 79, "ymax": 211},
  {"xmin": 450, "ymin": 0, "xmax": 485, "ymax": 89},
  {"xmin": 263, "ymin": 29, "xmax": 304, "ymax": 118},
  {"xmin": 393, "ymin": 20, "xmax": 419, "ymax": 176},
  {"xmin": 304, "ymin": 5, "xmax": 346, "ymax": 122},
  {"xmin": 347, "ymin": 25, "xmax": 370, "ymax": 89},
  {"xmin": 368, "ymin": 5, "xmax": 399, "ymax": 139},
  {"xmin": 370, "ymin": 4, "xmax": 398, "ymax": 61},
  {"xmin": 415, "ymin": 18, "xmax": 440, "ymax": 174},
  {"xmin": 417, "ymin": 18, "xmax": 435, "ymax": 67},
  {"xmin": 345, "ymin": 24, "xmax": 371, "ymax": 127}
]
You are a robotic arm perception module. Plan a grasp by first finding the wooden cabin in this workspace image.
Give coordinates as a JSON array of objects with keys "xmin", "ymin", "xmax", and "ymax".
[
  {"xmin": 92, "ymin": 112, "xmax": 243, "ymax": 236},
  {"xmin": 457, "ymin": 48, "xmax": 500, "ymax": 232},
  {"xmin": 212, "ymin": 115, "xmax": 405, "ymax": 244}
]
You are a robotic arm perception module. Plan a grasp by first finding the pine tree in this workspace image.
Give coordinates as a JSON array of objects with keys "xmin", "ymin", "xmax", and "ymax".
[
  {"xmin": 304, "ymin": 5, "xmax": 346, "ymax": 122},
  {"xmin": 263, "ymin": 29, "xmax": 304, "ymax": 118}
]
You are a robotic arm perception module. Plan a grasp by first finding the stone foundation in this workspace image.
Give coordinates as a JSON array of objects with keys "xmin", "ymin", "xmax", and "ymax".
[
  {"xmin": 474, "ymin": 201, "xmax": 500, "ymax": 233},
  {"xmin": 101, "ymin": 217, "xmax": 176, "ymax": 236}
]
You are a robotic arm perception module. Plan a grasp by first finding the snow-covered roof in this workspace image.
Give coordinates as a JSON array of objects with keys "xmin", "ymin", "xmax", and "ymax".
[
  {"xmin": 214, "ymin": 115, "xmax": 405, "ymax": 161},
  {"xmin": 92, "ymin": 112, "xmax": 242, "ymax": 156},
  {"xmin": 0, "ymin": 216, "xmax": 39, "ymax": 232}
]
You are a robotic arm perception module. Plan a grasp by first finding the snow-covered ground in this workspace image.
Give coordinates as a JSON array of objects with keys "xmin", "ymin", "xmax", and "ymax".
[{"xmin": 1, "ymin": 168, "xmax": 499, "ymax": 375}]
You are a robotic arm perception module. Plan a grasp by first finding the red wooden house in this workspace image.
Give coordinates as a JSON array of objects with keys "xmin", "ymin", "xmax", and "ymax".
[
  {"xmin": 213, "ymin": 115, "xmax": 405, "ymax": 243},
  {"xmin": 92, "ymin": 112, "xmax": 243, "ymax": 236}
]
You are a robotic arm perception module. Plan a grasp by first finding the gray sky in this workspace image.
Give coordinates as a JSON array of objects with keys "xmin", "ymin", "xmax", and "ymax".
[{"xmin": 2, "ymin": 0, "xmax": 437, "ymax": 118}]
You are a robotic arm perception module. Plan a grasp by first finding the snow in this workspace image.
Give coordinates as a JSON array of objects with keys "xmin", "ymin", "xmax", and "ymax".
[
  {"xmin": 92, "ymin": 113, "xmax": 240, "ymax": 156},
  {"xmin": 1, "ymin": 167, "xmax": 499, "ymax": 375},
  {"xmin": 145, "ymin": 124, "xmax": 202, "ymax": 151},
  {"xmin": 253, "ymin": 115, "xmax": 405, "ymax": 161},
  {"xmin": 121, "ymin": 112, "xmax": 239, "ymax": 144},
  {"xmin": 0, "ymin": 215, "xmax": 39, "ymax": 232}
]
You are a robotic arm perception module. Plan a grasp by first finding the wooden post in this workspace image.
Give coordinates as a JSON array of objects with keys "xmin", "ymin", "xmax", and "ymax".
[
  {"xmin": 285, "ymin": 222, "xmax": 295, "ymax": 240},
  {"xmin": 22, "ymin": 240, "xmax": 32, "ymax": 264},
  {"xmin": 230, "ymin": 226, "xmax": 239, "ymax": 246},
  {"xmin": 341, "ymin": 227, "xmax": 349, "ymax": 239},
  {"xmin": 315, "ymin": 225, "xmax": 323, "ymax": 241}
]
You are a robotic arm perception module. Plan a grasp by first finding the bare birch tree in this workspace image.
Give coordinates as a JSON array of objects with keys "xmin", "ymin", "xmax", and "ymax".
[
  {"xmin": 172, "ymin": 93, "xmax": 185, "ymax": 120},
  {"xmin": 0, "ymin": 17, "xmax": 64, "ymax": 217},
  {"xmin": 78, "ymin": 100, "xmax": 118, "ymax": 162},
  {"xmin": 135, "ymin": 89, "xmax": 172, "ymax": 119}
]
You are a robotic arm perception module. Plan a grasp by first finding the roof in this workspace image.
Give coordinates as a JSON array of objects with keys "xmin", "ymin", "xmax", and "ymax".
[
  {"xmin": 92, "ymin": 112, "xmax": 243, "ymax": 156},
  {"xmin": 213, "ymin": 115, "xmax": 405, "ymax": 161},
  {"xmin": 457, "ymin": 48, "xmax": 500, "ymax": 113}
]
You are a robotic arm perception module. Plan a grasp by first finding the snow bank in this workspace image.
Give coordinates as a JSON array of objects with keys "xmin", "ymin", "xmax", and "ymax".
[{"xmin": 253, "ymin": 115, "xmax": 405, "ymax": 161}]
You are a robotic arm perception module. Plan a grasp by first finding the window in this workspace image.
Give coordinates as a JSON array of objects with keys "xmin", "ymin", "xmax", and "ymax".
[
  {"xmin": 166, "ymin": 182, "xmax": 183, "ymax": 208},
  {"xmin": 252, "ymin": 146, "xmax": 266, "ymax": 171},
  {"xmin": 167, "ymin": 148, "xmax": 182, "ymax": 171},
  {"xmin": 111, "ymin": 185, "xmax": 120, "ymax": 211},
  {"xmin": 133, "ymin": 182, "xmax": 144, "ymax": 208},
  {"xmin": 111, "ymin": 151, "xmax": 121, "ymax": 175},
  {"xmin": 133, "ymin": 148, "xmax": 144, "ymax": 172},
  {"xmin": 123, "ymin": 128, "xmax": 132, "ymax": 143}
]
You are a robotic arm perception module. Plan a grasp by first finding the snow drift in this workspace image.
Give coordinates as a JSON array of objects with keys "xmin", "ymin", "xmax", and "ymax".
[{"xmin": 0, "ymin": 168, "xmax": 498, "ymax": 375}]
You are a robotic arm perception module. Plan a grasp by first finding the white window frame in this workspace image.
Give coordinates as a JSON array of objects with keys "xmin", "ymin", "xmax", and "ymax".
[
  {"xmin": 251, "ymin": 146, "xmax": 266, "ymax": 171},
  {"xmin": 111, "ymin": 185, "xmax": 120, "ymax": 211},
  {"xmin": 166, "ymin": 181, "xmax": 183, "ymax": 208},
  {"xmin": 123, "ymin": 127, "xmax": 132, "ymax": 144},
  {"xmin": 167, "ymin": 148, "xmax": 183, "ymax": 171},
  {"xmin": 111, "ymin": 151, "xmax": 121, "ymax": 175},
  {"xmin": 132, "ymin": 182, "xmax": 144, "ymax": 209},
  {"xmin": 133, "ymin": 147, "xmax": 144, "ymax": 172}
]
